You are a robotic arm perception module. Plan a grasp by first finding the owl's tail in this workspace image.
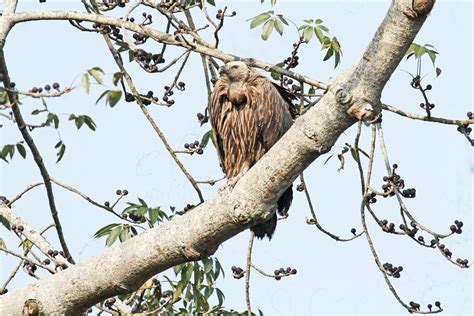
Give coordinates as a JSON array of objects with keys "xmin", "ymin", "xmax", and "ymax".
[{"xmin": 251, "ymin": 184, "xmax": 293, "ymax": 239}]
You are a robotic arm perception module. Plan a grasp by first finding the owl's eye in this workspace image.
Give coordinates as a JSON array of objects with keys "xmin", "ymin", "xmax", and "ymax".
[{"xmin": 232, "ymin": 65, "xmax": 238, "ymax": 69}]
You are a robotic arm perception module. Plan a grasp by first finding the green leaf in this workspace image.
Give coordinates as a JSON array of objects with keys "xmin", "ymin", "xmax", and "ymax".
[
  {"xmin": 94, "ymin": 223, "xmax": 120, "ymax": 238},
  {"xmin": 0, "ymin": 215, "xmax": 11, "ymax": 230},
  {"xmin": 75, "ymin": 116, "xmax": 85, "ymax": 130},
  {"xmin": 16, "ymin": 143, "xmax": 26, "ymax": 159},
  {"xmin": 303, "ymin": 26, "xmax": 314, "ymax": 42},
  {"xmin": 274, "ymin": 19, "xmax": 284, "ymax": 35},
  {"xmin": 88, "ymin": 67, "xmax": 104, "ymax": 84},
  {"xmin": 426, "ymin": 50, "xmax": 437, "ymax": 65},
  {"xmin": 173, "ymin": 280, "xmax": 185, "ymax": 303},
  {"xmin": 56, "ymin": 143, "xmax": 66, "ymax": 163},
  {"xmin": 323, "ymin": 48, "xmax": 334, "ymax": 61},
  {"xmin": 82, "ymin": 73, "xmax": 90, "ymax": 94},
  {"xmin": 315, "ymin": 18, "xmax": 323, "ymax": 24},
  {"xmin": 31, "ymin": 109, "xmax": 46, "ymax": 115},
  {"xmin": 277, "ymin": 15, "xmax": 288, "ymax": 25},
  {"xmin": 261, "ymin": 19, "xmax": 275, "ymax": 40},
  {"xmin": 249, "ymin": 12, "xmax": 271, "ymax": 29},
  {"xmin": 119, "ymin": 226, "xmax": 131, "ymax": 242},
  {"xmin": 215, "ymin": 288, "xmax": 225, "ymax": 306},
  {"xmin": 107, "ymin": 89, "xmax": 122, "ymax": 107},
  {"xmin": 314, "ymin": 26, "xmax": 324, "ymax": 43},
  {"xmin": 106, "ymin": 226, "xmax": 122, "ymax": 246},
  {"xmin": 46, "ymin": 113, "xmax": 59, "ymax": 129},
  {"xmin": 149, "ymin": 207, "xmax": 159, "ymax": 225},
  {"xmin": 435, "ymin": 67, "xmax": 442, "ymax": 77},
  {"xmin": 96, "ymin": 90, "xmax": 109, "ymax": 105},
  {"xmin": 207, "ymin": 0, "xmax": 215, "ymax": 5},
  {"xmin": 334, "ymin": 51, "xmax": 341, "ymax": 68},
  {"xmin": 112, "ymin": 72, "xmax": 123, "ymax": 86},
  {"xmin": 201, "ymin": 130, "xmax": 212, "ymax": 147},
  {"xmin": 2, "ymin": 144, "xmax": 14, "ymax": 159},
  {"xmin": 84, "ymin": 116, "xmax": 96, "ymax": 131},
  {"xmin": 203, "ymin": 258, "xmax": 213, "ymax": 274},
  {"xmin": 318, "ymin": 25, "xmax": 329, "ymax": 32},
  {"xmin": 0, "ymin": 238, "xmax": 6, "ymax": 250},
  {"xmin": 414, "ymin": 44, "xmax": 426, "ymax": 58}
]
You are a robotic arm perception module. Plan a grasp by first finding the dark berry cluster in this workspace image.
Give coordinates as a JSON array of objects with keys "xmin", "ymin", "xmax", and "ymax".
[
  {"xmin": 162, "ymin": 85, "xmax": 175, "ymax": 106},
  {"xmin": 11, "ymin": 224, "xmax": 24, "ymax": 233},
  {"xmin": 273, "ymin": 267, "xmax": 297, "ymax": 280},
  {"xmin": 231, "ymin": 266, "xmax": 244, "ymax": 279},
  {"xmin": 382, "ymin": 262, "xmax": 403, "ymax": 278},
  {"xmin": 104, "ymin": 297, "xmax": 116, "ymax": 308},
  {"xmin": 23, "ymin": 261, "xmax": 37, "ymax": 276},
  {"xmin": 47, "ymin": 249, "xmax": 64, "ymax": 260},
  {"xmin": 380, "ymin": 219, "xmax": 396, "ymax": 233},
  {"xmin": 381, "ymin": 164, "xmax": 416, "ymax": 199},
  {"xmin": 419, "ymin": 101, "xmax": 435, "ymax": 110},
  {"xmin": 366, "ymin": 192, "xmax": 377, "ymax": 204},
  {"xmin": 183, "ymin": 204, "xmax": 195, "ymax": 212},
  {"xmin": 116, "ymin": 189, "xmax": 129, "ymax": 196},
  {"xmin": 184, "ymin": 140, "xmax": 205, "ymax": 155},
  {"xmin": 455, "ymin": 258, "xmax": 469, "ymax": 267},
  {"xmin": 0, "ymin": 196, "xmax": 10, "ymax": 205},
  {"xmin": 28, "ymin": 83, "xmax": 59, "ymax": 94},
  {"xmin": 216, "ymin": 8, "xmax": 236, "ymax": 20},
  {"xmin": 408, "ymin": 301, "xmax": 421, "ymax": 311},
  {"xmin": 134, "ymin": 49, "xmax": 165, "ymax": 73},
  {"xmin": 438, "ymin": 243, "xmax": 452, "ymax": 258},
  {"xmin": 101, "ymin": 0, "xmax": 127, "ymax": 9},
  {"xmin": 296, "ymin": 183, "xmax": 305, "ymax": 192},
  {"xmin": 127, "ymin": 213, "xmax": 143, "ymax": 222},
  {"xmin": 196, "ymin": 112, "xmax": 208, "ymax": 125},
  {"xmin": 399, "ymin": 222, "xmax": 419, "ymax": 238},
  {"xmin": 452, "ymin": 220, "xmax": 463, "ymax": 233},
  {"xmin": 457, "ymin": 112, "xmax": 473, "ymax": 145}
]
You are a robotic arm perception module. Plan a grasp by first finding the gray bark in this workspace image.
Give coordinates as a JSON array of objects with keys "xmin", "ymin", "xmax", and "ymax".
[{"xmin": 0, "ymin": 0, "xmax": 434, "ymax": 313}]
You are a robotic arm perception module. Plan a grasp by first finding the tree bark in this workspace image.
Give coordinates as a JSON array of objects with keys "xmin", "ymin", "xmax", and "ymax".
[{"xmin": 0, "ymin": 0, "xmax": 434, "ymax": 313}]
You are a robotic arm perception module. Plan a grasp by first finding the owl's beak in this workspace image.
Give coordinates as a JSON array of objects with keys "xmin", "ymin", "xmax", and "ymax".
[{"xmin": 218, "ymin": 65, "xmax": 228, "ymax": 75}]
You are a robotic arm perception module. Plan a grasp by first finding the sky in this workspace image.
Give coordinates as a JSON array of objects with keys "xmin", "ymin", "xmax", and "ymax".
[{"xmin": 0, "ymin": 0, "xmax": 472, "ymax": 315}]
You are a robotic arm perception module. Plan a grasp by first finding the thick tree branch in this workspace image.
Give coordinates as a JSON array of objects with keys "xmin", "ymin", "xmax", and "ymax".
[
  {"xmin": 0, "ymin": 0, "xmax": 435, "ymax": 313},
  {"xmin": 6, "ymin": 10, "xmax": 328, "ymax": 90}
]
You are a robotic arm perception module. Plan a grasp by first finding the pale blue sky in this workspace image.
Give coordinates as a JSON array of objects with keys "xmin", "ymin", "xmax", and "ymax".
[{"xmin": 1, "ymin": 1, "xmax": 472, "ymax": 315}]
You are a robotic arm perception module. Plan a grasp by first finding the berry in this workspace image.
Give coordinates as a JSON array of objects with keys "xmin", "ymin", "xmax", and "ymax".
[
  {"xmin": 116, "ymin": 189, "xmax": 122, "ymax": 195},
  {"xmin": 123, "ymin": 190, "xmax": 129, "ymax": 196},
  {"xmin": 351, "ymin": 228, "xmax": 356, "ymax": 234},
  {"xmin": 426, "ymin": 84, "xmax": 432, "ymax": 90},
  {"xmin": 52, "ymin": 82, "xmax": 60, "ymax": 89}
]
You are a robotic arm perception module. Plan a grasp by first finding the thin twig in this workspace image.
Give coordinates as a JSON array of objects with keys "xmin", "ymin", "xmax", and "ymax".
[
  {"xmin": 6, "ymin": 182, "xmax": 43, "ymax": 206},
  {"xmin": 301, "ymin": 173, "xmax": 362, "ymax": 242},
  {"xmin": 382, "ymin": 103, "xmax": 473, "ymax": 126},
  {"xmin": 0, "ymin": 247, "xmax": 55, "ymax": 274},
  {"xmin": 245, "ymin": 232, "xmax": 254, "ymax": 316},
  {"xmin": 49, "ymin": 178, "xmax": 133, "ymax": 223}
]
